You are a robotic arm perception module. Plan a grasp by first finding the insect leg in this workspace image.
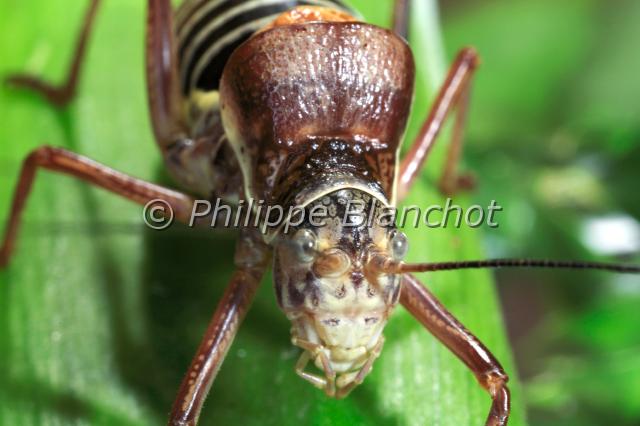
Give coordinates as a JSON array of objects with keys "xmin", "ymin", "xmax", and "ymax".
[
  {"xmin": 392, "ymin": 0, "xmax": 410, "ymax": 40},
  {"xmin": 397, "ymin": 47, "xmax": 479, "ymax": 200},
  {"xmin": 0, "ymin": 146, "xmax": 196, "ymax": 268},
  {"xmin": 401, "ymin": 274, "xmax": 510, "ymax": 426},
  {"xmin": 169, "ymin": 230, "xmax": 269, "ymax": 426},
  {"xmin": 5, "ymin": 0, "xmax": 101, "ymax": 107},
  {"xmin": 146, "ymin": 0, "xmax": 242, "ymax": 200},
  {"xmin": 146, "ymin": 0, "xmax": 187, "ymax": 146}
]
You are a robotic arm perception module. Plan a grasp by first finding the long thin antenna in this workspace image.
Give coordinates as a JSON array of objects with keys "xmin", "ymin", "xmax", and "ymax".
[{"xmin": 369, "ymin": 255, "xmax": 640, "ymax": 275}]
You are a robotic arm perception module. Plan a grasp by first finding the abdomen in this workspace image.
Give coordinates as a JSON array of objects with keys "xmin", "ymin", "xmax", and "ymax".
[{"xmin": 175, "ymin": 0, "xmax": 355, "ymax": 95}]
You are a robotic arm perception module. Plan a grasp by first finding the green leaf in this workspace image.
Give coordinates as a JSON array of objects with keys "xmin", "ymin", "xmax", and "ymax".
[{"xmin": 0, "ymin": 1, "xmax": 525, "ymax": 425}]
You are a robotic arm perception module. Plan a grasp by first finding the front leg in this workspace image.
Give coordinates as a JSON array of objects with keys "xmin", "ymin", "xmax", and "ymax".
[
  {"xmin": 169, "ymin": 230, "xmax": 270, "ymax": 426},
  {"xmin": 401, "ymin": 274, "xmax": 510, "ymax": 426}
]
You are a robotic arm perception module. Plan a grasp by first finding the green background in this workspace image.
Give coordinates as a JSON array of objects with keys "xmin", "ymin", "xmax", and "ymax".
[{"xmin": 441, "ymin": 0, "xmax": 640, "ymax": 425}]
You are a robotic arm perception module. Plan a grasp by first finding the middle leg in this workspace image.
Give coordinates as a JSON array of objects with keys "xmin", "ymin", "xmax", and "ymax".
[
  {"xmin": 397, "ymin": 47, "xmax": 479, "ymax": 200},
  {"xmin": 0, "ymin": 146, "xmax": 196, "ymax": 268}
]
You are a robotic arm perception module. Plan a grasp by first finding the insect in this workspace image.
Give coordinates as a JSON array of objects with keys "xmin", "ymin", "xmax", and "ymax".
[{"xmin": 1, "ymin": 0, "xmax": 638, "ymax": 425}]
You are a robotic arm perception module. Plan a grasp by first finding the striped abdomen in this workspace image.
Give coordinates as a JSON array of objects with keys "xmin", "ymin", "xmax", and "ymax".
[{"xmin": 175, "ymin": 0, "xmax": 355, "ymax": 94}]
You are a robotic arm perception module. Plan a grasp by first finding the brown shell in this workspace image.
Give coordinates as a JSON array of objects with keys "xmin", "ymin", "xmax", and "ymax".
[
  {"xmin": 259, "ymin": 6, "xmax": 357, "ymax": 32},
  {"xmin": 219, "ymin": 22, "xmax": 415, "ymax": 207}
]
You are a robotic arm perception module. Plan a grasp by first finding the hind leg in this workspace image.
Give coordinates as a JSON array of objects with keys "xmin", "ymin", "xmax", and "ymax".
[
  {"xmin": 392, "ymin": 0, "xmax": 410, "ymax": 39},
  {"xmin": 6, "ymin": 0, "xmax": 101, "ymax": 107},
  {"xmin": 146, "ymin": 0, "xmax": 241, "ymax": 199}
]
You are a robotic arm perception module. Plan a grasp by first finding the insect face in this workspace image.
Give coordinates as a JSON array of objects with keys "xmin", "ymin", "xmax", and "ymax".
[{"xmin": 273, "ymin": 189, "xmax": 404, "ymax": 397}]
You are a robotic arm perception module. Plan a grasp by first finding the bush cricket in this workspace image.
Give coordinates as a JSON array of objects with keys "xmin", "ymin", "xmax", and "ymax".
[{"xmin": 1, "ymin": 0, "xmax": 638, "ymax": 425}]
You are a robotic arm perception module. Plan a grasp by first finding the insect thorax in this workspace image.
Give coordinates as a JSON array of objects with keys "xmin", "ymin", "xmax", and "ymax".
[{"xmin": 219, "ymin": 20, "xmax": 415, "ymax": 208}]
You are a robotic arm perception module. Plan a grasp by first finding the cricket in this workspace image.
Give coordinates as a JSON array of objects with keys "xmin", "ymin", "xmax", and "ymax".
[{"xmin": 1, "ymin": 0, "xmax": 638, "ymax": 425}]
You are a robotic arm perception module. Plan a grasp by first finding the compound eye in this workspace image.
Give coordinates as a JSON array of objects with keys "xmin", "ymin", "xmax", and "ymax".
[
  {"xmin": 390, "ymin": 230, "xmax": 409, "ymax": 260},
  {"xmin": 292, "ymin": 229, "xmax": 318, "ymax": 263}
]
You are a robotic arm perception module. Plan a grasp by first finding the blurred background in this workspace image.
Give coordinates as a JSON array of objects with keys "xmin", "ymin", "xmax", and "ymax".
[{"xmin": 439, "ymin": 0, "xmax": 640, "ymax": 424}]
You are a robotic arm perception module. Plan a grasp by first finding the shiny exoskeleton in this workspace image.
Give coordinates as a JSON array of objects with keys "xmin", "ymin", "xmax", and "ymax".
[
  {"xmin": 184, "ymin": 0, "xmax": 414, "ymax": 397},
  {"xmin": 2, "ymin": 1, "xmax": 638, "ymax": 425}
]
